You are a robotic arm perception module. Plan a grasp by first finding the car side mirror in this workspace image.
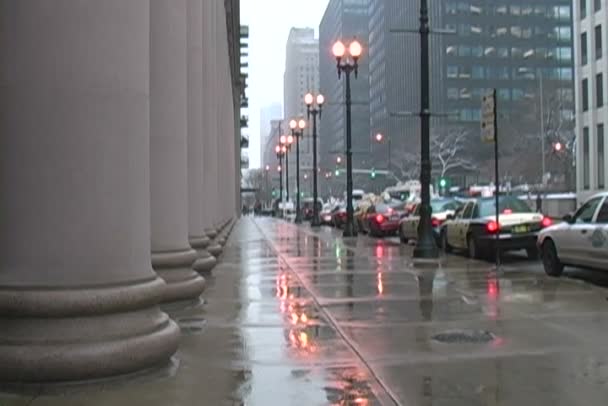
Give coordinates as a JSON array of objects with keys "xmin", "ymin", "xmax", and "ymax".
[{"xmin": 562, "ymin": 213, "xmax": 574, "ymax": 224}]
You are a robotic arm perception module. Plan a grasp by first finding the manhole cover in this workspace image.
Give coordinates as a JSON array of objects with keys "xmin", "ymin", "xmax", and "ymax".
[
  {"xmin": 177, "ymin": 317, "xmax": 207, "ymax": 334},
  {"xmin": 432, "ymin": 330, "xmax": 495, "ymax": 344}
]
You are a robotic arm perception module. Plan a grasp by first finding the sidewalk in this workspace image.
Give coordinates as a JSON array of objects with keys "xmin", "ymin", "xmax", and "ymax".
[{"xmin": 3, "ymin": 217, "xmax": 608, "ymax": 405}]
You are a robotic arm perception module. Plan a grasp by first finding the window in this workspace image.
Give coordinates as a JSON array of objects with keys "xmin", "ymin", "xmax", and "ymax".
[
  {"xmin": 462, "ymin": 203, "xmax": 474, "ymax": 219},
  {"xmin": 583, "ymin": 78, "xmax": 589, "ymax": 111},
  {"xmin": 574, "ymin": 197, "xmax": 602, "ymax": 223},
  {"xmin": 597, "ymin": 74, "xmax": 604, "ymax": 107},
  {"xmin": 595, "ymin": 25, "xmax": 602, "ymax": 59},
  {"xmin": 581, "ymin": 32, "xmax": 588, "ymax": 64},
  {"xmin": 599, "ymin": 125, "xmax": 605, "ymax": 188},
  {"xmin": 584, "ymin": 127, "xmax": 590, "ymax": 189},
  {"xmin": 597, "ymin": 201, "xmax": 608, "ymax": 223},
  {"xmin": 595, "ymin": 0, "xmax": 602, "ymax": 12},
  {"xmin": 581, "ymin": 0, "xmax": 587, "ymax": 18}
]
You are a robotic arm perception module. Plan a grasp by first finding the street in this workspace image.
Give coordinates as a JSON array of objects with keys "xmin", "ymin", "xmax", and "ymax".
[{"xmin": 7, "ymin": 216, "xmax": 608, "ymax": 405}]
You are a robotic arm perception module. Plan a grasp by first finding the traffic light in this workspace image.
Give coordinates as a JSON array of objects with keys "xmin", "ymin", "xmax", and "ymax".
[
  {"xmin": 335, "ymin": 169, "xmax": 340, "ymax": 176},
  {"xmin": 272, "ymin": 190, "xmax": 277, "ymax": 197},
  {"xmin": 371, "ymin": 168, "xmax": 376, "ymax": 179},
  {"xmin": 439, "ymin": 177, "xmax": 448, "ymax": 188}
]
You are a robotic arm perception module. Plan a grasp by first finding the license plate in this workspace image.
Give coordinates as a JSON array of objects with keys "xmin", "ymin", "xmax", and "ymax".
[{"xmin": 512, "ymin": 225, "xmax": 529, "ymax": 234}]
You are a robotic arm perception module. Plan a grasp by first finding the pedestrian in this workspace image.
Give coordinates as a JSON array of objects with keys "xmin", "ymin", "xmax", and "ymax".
[{"xmin": 536, "ymin": 193, "xmax": 542, "ymax": 213}]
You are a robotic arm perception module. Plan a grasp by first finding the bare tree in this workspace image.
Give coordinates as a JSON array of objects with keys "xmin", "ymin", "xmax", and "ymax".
[
  {"xmin": 242, "ymin": 169, "xmax": 270, "ymax": 202},
  {"xmin": 431, "ymin": 128, "xmax": 476, "ymax": 177}
]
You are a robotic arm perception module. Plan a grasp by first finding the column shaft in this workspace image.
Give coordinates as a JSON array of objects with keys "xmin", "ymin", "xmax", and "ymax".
[
  {"xmin": 0, "ymin": 0, "xmax": 179, "ymax": 382},
  {"xmin": 150, "ymin": 0, "xmax": 206, "ymax": 301},
  {"xmin": 187, "ymin": 0, "xmax": 216, "ymax": 272}
]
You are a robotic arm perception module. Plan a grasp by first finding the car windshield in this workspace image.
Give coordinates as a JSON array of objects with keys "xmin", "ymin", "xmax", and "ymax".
[
  {"xmin": 431, "ymin": 199, "xmax": 460, "ymax": 213},
  {"xmin": 479, "ymin": 197, "xmax": 532, "ymax": 217}
]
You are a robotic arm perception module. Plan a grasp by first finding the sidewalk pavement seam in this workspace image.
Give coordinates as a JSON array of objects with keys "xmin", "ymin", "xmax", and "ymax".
[{"xmin": 252, "ymin": 218, "xmax": 405, "ymax": 406}]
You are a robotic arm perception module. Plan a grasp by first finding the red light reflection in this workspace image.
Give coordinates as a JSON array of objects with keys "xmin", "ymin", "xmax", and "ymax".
[
  {"xmin": 375, "ymin": 244, "xmax": 384, "ymax": 258},
  {"xmin": 377, "ymin": 272, "xmax": 384, "ymax": 296}
]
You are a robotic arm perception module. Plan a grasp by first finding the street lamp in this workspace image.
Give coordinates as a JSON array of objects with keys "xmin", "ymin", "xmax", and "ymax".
[
  {"xmin": 290, "ymin": 118, "xmax": 306, "ymax": 223},
  {"xmin": 265, "ymin": 165, "xmax": 271, "ymax": 207},
  {"xmin": 333, "ymin": 38, "xmax": 362, "ymax": 237},
  {"xmin": 280, "ymin": 134, "xmax": 294, "ymax": 204},
  {"xmin": 275, "ymin": 145, "xmax": 286, "ymax": 210},
  {"xmin": 413, "ymin": 0, "xmax": 439, "ymax": 258},
  {"xmin": 305, "ymin": 92, "xmax": 324, "ymax": 227},
  {"xmin": 374, "ymin": 132, "xmax": 391, "ymax": 173}
]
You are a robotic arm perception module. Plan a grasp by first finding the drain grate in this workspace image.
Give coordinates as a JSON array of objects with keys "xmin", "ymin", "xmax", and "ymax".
[
  {"xmin": 432, "ymin": 329, "xmax": 495, "ymax": 344},
  {"xmin": 177, "ymin": 317, "xmax": 207, "ymax": 334}
]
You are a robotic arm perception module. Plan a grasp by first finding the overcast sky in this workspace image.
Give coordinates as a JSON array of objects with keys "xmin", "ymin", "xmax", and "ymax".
[{"xmin": 241, "ymin": 0, "xmax": 330, "ymax": 168}]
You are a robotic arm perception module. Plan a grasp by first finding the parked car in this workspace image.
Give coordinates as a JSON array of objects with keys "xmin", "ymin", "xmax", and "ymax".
[
  {"xmin": 359, "ymin": 203, "xmax": 402, "ymax": 237},
  {"xmin": 302, "ymin": 198, "xmax": 323, "ymax": 222},
  {"xmin": 331, "ymin": 204, "xmax": 348, "ymax": 228},
  {"xmin": 319, "ymin": 203, "xmax": 337, "ymax": 225},
  {"xmin": 440, "ymin": 196, "xmax": 552, "ymax": 260},
  {"xmin": 538, "ymin": 192, "xmax": 608, "ymax": 276},
  {"xmin": 399, "ymin": 198, "xmax": 463, "ymax": 244}
]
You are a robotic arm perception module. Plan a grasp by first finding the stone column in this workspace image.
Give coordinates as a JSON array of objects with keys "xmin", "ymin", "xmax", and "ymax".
[
  {"xmin": 151, "ymin": 0, "xmax": 206, "ymax": 301},
  {"xmin": 0, "ymin": 0, "xmax": 179, "ymax": 382},
  {"xmin": 187, "ymin": 0, "xmax": 216, "ymax": 272},
  {"xmin": 203, "ymin": 0, "xmax": 222, "ymax": 257},
  {"xmin": 216, "ymin": 1, "xmax": 233, "ymax": 227}
]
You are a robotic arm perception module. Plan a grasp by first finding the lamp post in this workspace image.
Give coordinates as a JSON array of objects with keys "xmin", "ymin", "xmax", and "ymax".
[
  {"xmin": 265, "ymin": 164, "xmax": 270, "ymax": 207},
  {"xmin": 280, "ymin": 135, "xmax": 294, "ymax": 204},
  {"xmin": 275, "ymin": 144, "xmax": 286, "ymax": 214},
  {"xmin": 305, "ymin": 92, "xmax": 324, "ymax": 227},
  {"xmin": 413, "ymin": 0, "xmax": 439, "ymax": 258},
  {"xmin": 290, "ymin": 118, "xmax": 307, "ymax": 224},
  {"xmin": 332, "ymin": 39, "xmax": 362, "ymax": 237}
]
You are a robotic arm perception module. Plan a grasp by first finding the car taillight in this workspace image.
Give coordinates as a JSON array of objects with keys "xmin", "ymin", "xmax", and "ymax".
[
  {"xmin": 431, "ymin": 217, "xmax": 442, "ymax": 227},
  {"xmin": 503, "ymin": 209, "xmax": 513, "ymax": 214},
  {"xmin": 486, "ymin": 220, "xmax": 500, "ymax": 233},
  {"xmin": 375, "ymin": 214, "xmax": 385, "ymax": 223},
  {"xmin": 541, "ymin": 216, "xmax": 553, "ymax": 228}
]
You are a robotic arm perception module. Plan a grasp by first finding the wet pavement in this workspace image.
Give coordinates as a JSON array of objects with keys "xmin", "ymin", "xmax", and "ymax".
[{"xmin": 2, "ymin": 216, "xmax": 608, "ymax": 405}]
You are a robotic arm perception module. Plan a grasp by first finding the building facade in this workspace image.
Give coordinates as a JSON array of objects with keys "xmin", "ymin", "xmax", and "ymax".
[
  {"xmin": 260, "ymin": 102, "xmax": 283, "ymax": 164},
  {"xmin": 0, "ymin": 0, "xmax": 240, "ymax": 382},
  {"xmin": 575, "ymin": 0, "xmax": 608, "ymax": 200},
  {"xmin": 319, "ymin": 0, "xmax": 371, "ymax": 182},
  {"xmin": 283, "ymin": 28, "xmax": 319, "ymax": 190}
]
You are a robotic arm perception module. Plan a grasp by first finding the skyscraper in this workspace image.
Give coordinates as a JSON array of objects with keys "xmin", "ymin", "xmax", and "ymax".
[
  {"xmin": 319, "ymin": 0, "xmax": 371, "ymax": 178},
  {"xmin": 283, "ymin": 28, "xmax": 319, "ymax": 178},
  {"xmin": 575, "ymin": 0, "xmax": 608, "ymax": 201}
]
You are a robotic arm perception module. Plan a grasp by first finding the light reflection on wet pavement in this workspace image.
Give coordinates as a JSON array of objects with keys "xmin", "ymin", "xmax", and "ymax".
[{"xmin": 3, "ymin": 216, "xmax": 608, "ymax": 405}]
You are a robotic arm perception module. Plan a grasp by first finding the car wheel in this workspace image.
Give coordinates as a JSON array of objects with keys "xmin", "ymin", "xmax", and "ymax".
[
  {"xmin": 542, "ymin": 240, "xmax": 564, "ymax": 277},
  {"xmin": 442, "ymin": 230, "xmax": 452, "ymax": 253},
  {"xmin": 467, "ymin": 235, "xmax": 481, "ymax": 259},
  {"xmin": 526, "ymin": 247, "xmax": 540, "ymax": 261}
]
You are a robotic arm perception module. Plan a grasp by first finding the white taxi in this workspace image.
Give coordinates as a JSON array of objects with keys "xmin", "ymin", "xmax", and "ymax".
[
  {"xmin": 538, "ymin": 192, "xmax": 608, "ymax": 276},
  {"xmin": 440, "ymin": 196, "xmax": 552, "ymax": 260}
]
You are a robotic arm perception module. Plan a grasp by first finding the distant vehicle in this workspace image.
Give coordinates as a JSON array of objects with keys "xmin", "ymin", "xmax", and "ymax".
[
  {"xmin": 359, "ymin": 203, "xmax": 401, "ymax": 237},
  {"xmin": 352, "ymin": 189, "xmax": 365, "ymax": 201},
  {"xmin": 399, "ymin": 198, "xmax": 463, "ymax": 244},
  {"xmin": 440, "ymin": 196, "xmax": 552, "ymax": 260},
  {"xmin": 331, "ymin": 204, "xmax": 348, "ymax": 228},
  {"xmin": 319, "ymin": 203, "xmax": 336, "ymax": 225},
  {"xmin": 538, "ymin": 192, "xmax": 608, "ymax": 276},
  {"xmin": 302, "ymin": 198, "xmax": 323, "ymax": 222}
]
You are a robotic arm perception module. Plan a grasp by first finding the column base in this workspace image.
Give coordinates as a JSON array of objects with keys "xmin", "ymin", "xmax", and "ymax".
[
  {"xmin": 189, "ymin": 236, "xmax": 217, "ymax": 273},
  {"xmin": 208, "ymin": 243, "xmax": 223, "ymax": 257},
  {"xmin": 0, "ymin": 277, "xmax": 180, "ymax": 383},
  {"xmin": 152, "ymin": 249, "xmax": 206, "ymax": 303},
  {"xmin": 205, "ymin": 227, "xmax": 218, "ymax": 239}
]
